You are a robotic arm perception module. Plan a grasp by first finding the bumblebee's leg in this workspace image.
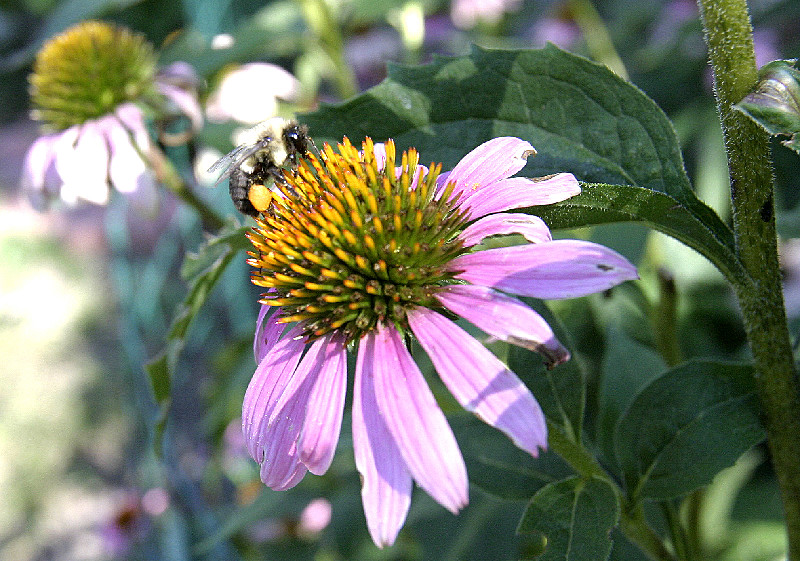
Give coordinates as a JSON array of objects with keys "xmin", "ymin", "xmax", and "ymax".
[
  {"xmin": 266, "ymin": 166, "xmax": 286, "ymax": 185},
  {"xmin": 229, "ymin": 169, "xmax": 258, "ymax": 217}
]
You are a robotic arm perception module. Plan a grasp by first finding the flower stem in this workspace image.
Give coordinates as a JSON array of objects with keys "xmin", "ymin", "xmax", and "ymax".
[
  {"xmin": 696, "ymin": 1, "xmax": 800, "ymax": 558},
  {"xmin": 151, "ymin": 146, "xmax": 226, "ymax": 232},
  {"xmin": 295, "ymin": 0, "xmax": 359, "ymax": 100},
  {"xmin": 653, "ymin": 268, "xmax": 682, "ymax": 368},
  {"xmin": 568, "ymin": 0, "xmax": 629, "ymax": 80}
]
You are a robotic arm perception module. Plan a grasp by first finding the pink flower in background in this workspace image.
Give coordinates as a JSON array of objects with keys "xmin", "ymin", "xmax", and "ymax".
[
  {"xmin": 20, "ymin": 22, "xmax": 203, "ymax": 210},
  {"xmin": 243, "ymin": 136, "xmax": 638, "ymax": 547},
  {"xmin": 206, "ymin": 62, "xmax": 300, "ymax": 124},
  {"xmin": 451, "ymin": 0, "xmax": 522, "ymax": 29},
  {"xmin": 22, "ymin": 103, "xmax": 158, "ymax": 208},
  {"xmin": 155, "ymin": 61, "xmax": 204, "ymax": 136}
]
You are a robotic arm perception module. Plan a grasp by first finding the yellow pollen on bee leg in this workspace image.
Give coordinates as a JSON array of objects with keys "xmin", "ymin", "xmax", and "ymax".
[{"xmin": 248, "ymin": 184, "xmax": 274, "ymax": 214}]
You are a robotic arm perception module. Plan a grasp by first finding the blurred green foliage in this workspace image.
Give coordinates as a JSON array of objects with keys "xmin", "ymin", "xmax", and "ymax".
[{"xmin": 2, "ymin": 0, "xmax": 799, "ymax": 560}]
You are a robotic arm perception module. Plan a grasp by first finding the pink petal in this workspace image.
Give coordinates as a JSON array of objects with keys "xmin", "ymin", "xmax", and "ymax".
[
  {"xmin": 106, "ymin": 118, "xmax": 147, "ymax": 194},
  {"xmin": 256, "ymin": 334, "xmax": 340, "ymax": 488},
  {"xmin": 56, "ymin": 121, "xmax": 110, "ymax": 205},
  {"xmin": 458, "ymin": 173, "xmax": 581, "ymax": 218},
  {"xmin": 114, "ymin": 103, "xmax": 151, "ymax": 153},
  {"xmin": 459, "ymin": 213, "xmax": 552, "ymax": 247},
  {"xmin": 435, "ymin": 284, "xmax": 569, "ymax": 368},
  {"xmin": 298, "ymin": 334, "xmax": 348, "ymax": 474},
  {"xmin": 371, "ymin": 323, "xmax": 468, "ymax": 513},
  {"xmin": 156, "ymin": 82, "xmax": 204, "ymax": 132},
  {"xmin": 242, "ymin": 326, "xmax": 304, "ymax": 461},
  {"xmin": 271, "ymin": 462, "xmax": 308, "ymax": 491},
  {"xmin": 443, "ymin": 137, "xmax": 536, "ymax": 199},
  {"xmin": 157, "ymin": 61, "xmax": 200, "ymax": 88},
  {"xmin": 353, "ymin": 332, "xmax": 413, "ymax": 547},
  {"xmin": 253, "ymin": 302, "xmax": 283, "ymax": 363},
  {"xmin": 450, "ymin": 239, "xmax": 638, "ymax": 299},
  {"xmin": 408, "ymin": 308, "xmax": 548, "ymax": 457},
  {"xmin": 20, "ymin": 134, "xmax": 59, "ymax": 209}
]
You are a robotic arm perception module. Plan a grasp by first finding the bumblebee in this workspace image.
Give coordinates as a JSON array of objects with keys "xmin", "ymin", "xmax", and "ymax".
[{"xmin": 208, "ymin": 117, "xmax": 312, "ymax": 217}]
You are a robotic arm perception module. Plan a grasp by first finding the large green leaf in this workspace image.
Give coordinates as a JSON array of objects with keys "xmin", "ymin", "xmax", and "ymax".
[
  {"xmin": 615, "ymin": 360, "xmax": 765, "ymax": 501},
  {"xmin": 530, "ymin": 183, "xmax": 744, "ymax": 283},
  {"xmin": 518, "ymin": 476, "xmax": 619, "ymax": 561},
  {"xmin": 449, "ymin": 414, "xmax": 574, "ymax": 500},
  {"xmin": 595, "ymin": 324, "xmax": 666, "ymax": 473},
  {"xmin": 303, "ymin": 45, "xmax": 741, "ymax": 283}
]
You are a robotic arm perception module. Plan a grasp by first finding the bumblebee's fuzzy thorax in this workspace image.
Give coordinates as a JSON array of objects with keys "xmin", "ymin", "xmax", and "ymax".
[{"xmin": 208, "ymin": 117, "xmax": 313, "ymax": 217}]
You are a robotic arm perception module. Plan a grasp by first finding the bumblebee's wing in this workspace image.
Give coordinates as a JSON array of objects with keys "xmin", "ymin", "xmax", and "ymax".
[{"xmin": 207, "ymin": 139, "xmax": 271, "ymax": 185}]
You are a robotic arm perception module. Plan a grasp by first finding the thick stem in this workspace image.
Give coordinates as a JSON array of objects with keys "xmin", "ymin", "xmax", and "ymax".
[{"xmin": 696, "ymin": 1, "xmax": 800, "ymax": 558}]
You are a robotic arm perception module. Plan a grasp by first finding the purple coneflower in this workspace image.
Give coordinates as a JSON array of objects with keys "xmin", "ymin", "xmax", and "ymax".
[
  {"xmin": 20, "ymin": 21, "xmax": 202, "ymax": 209},
  {"xmin": 243, "ymin": 136, "xmax": 637, "ymax": 546}
]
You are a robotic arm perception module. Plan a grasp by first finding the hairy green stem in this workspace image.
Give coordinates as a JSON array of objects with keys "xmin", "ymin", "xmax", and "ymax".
[{"xmin": 696, "ymin": 1, "xmax": 800, "ymax": 558}]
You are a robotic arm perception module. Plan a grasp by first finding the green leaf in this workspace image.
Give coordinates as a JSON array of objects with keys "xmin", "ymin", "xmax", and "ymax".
[
  {"xmin": 449, "ymin": 414, "xmax": 574, "ymax": 500},
  {"xmin": 305, "ymin": 44, "xmax": 687, "ymax": 191},
  {"xmin": 302, "ymin": 45, "xmax": 742, "ymax": 282},
  {"xmin": 528, "ymin": 183, "xmax": 744, "ymax": 285},
  {"xmin": 595, "ymin": 323, "xmax": 666, "ymax": 472},
  {"xmin": 144, "ymin": 224, "xmax": 250, "ymax": 452},
  {"xmin": 734, "ymin": 60, "xmax": 800, "ymax": 155},
  {"xmin": 508, "ymin": 299, "xmax": 585, "ymax": 439},
  {"xmin": 615, "ymin": 360, "xmax": 765, "ymax": 501},
  {"xmin": 170, "ymin": 225, "xmax": 251, "ymax": 341},
  {"xmin": 518, "ymin": 476, "xmax": 619, "ymax": 561}
]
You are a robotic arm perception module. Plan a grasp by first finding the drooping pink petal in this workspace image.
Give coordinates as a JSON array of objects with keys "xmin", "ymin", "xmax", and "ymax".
[
  {"xmin": 442, "ymin": 137, "xmax": 536, "ymax": 199},
  {"xmin": 435, "ymin": 284, "xmax": 569, "ymax": 368},
  {"xmin": 298, "ymin": 334, "xmax": 347, "ymax": 474},
  {"xmin": 270, "ymin": 462, "xmax": 308, "ymax": 491},
  {"xmin": 253, "ymin": 302, "xmax": 283, "ymax": 363},
  {"xmin": 353, "ymin": 332, "xmax": 413, "ymax": 547},
  {"xmin": 450, "ymin": 239, "xmax": 638, "ymax": 299},
  {"xmin": 156, "ymin": 82, "xmax": 204, "ymax": 132},
  {"xmin": 459, "ymin": 213, "xmax": 552, "ymax": 247},
  {"xmin": 56, "ymin": 121, "xmax": 110, "ymax": 205},
  {"xmin": 458, "ymin": 173, "xmax": 581, "ymax": 218},
  {"xmin": 20, "ymin": 134, "xmax": 59, "ymax": 209},
  {"xmin": 256, "ymin": 334, "xmax": 340, "ymax": 489},
  {"xmin": 408, "ymin": 308, "xmax": 548, "ymax": 457},
  {"xmin": 371, "ymin": 323, "xmax": 468, "ymax": 514},
  {"xmin": 105, "ymin": 117, "xmax": 147, "ymax": 194},
  {"xmin": 115, "ymin": 103, "xmax": 151, "ymax": 154},
  {"xmin": 242, "ymin": 325, "xmax": 305, "ymax": 461}
]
